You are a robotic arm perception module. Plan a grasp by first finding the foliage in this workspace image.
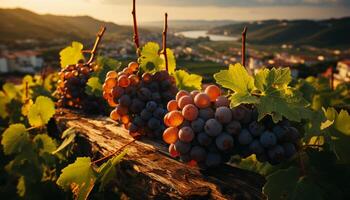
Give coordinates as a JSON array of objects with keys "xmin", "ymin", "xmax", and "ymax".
[{"xmin": 59, "ymin": 42, "xmax": 85, "ymax": 68}]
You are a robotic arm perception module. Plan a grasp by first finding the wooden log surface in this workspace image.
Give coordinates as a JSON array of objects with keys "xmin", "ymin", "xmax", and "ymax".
[{"xmin": 55, "ymin": 109, "xmax": 266, "ymax": 200}]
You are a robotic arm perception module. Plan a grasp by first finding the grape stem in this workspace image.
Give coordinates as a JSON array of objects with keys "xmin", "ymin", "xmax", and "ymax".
[
  {"xmin": 241, "ymin": 26, "xmax": 247, "ymax": 68},
  {"xmin": 86, "ymin": 26, "xmax": 107, "ymax": 65},
  {"xmin": 91, "ymin": 139, "xmax": 136, "ymax": 165},
  {"xmin": 132, "ymin": 0, "xmax": 140, "ymax": 55},
  {"xmin": 162, "ymin": 13, "xmax": 169, "ymax": 72}
]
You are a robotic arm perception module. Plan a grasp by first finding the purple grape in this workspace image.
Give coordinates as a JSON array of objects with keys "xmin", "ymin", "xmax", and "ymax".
[
  {"xmin": 190, "ymin": 146, "xmax": 207, "ymax": 162},
  {"xmin": 174, "ymin": 141, "xmax": 191, "ymax": 154},
  {"xmin": 268, "ymin": 145, "xmax": 285, "ymax": 163},
  {"xmin": 249, "ymin": 140, "xmax": 264, "ymax": 154},
  {"xmin": 118, "ymin": 95, "xmax": 131, "ymax": 107},
  {"xmin": 248, "ymin": 121, "xmax": 265, "ymax": 137},
  {"xmin": 283, "ymin": 143, "xmax": 296, "ymax": 158},
  {"xmin": 225, "ymin": 121, "xmax": 241, "ymax": 135},
  {"xmin": 215, "ymin": 133, "xmax": 234, "ymax": 151},
  {"xmin": 199, "ymin": 108, "xmax": 214, "ymax": 120},
  {"xmin": 238, "ymin": 129, "xmax": 253, "ymax": 145},
  {"xmin": 215, "ymin": 107, "xmax": 233, "ymax": 124},
  {"xmin": 204, "ymin": 119, "xmax": 223, "ymax": 137},
  {"xmin": 191, "ymin": 118, "xmax": 205, "ymax": 133},
  {"xmin": 146, "ymin": 101, "xmax": 157, "ymax": 112},
  {"xmin": 147, "ymin": 117, "xmax": 161, "ymax": 130},
  {"xmin": 197, "ymin": 132, "xmax": 212, "ymax": 146},
  {"xmin": 141, "ymin": 110, "xmax": 152, "ymax": 121},
  {"xmin": 260, "ymin": 131, "xmax": 277, "ymax": 148},
  {"xmin": 178, "ymin": 126, "xmax": 195, "ymax": 142}
]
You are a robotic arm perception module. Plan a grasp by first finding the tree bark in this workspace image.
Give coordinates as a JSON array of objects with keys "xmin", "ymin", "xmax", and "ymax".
[{"xmin": 55, "ymin": 109, "xmax": 266, "ymax": 200}]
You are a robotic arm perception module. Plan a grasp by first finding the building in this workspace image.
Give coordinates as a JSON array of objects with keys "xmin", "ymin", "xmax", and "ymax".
[
  {"xmin": 0, "ymin": 50, "xmax": 43, "ymax": 73},
  {"xmin": 335, "ymin": 60, "xmax": 350, "ymax": 82}
]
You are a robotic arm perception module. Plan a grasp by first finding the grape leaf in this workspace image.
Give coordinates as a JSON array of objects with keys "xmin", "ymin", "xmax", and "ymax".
[
  {"xmin": 28, "ymin": 96, "xmax": 55, "ymax": 127},
  {"xmin": 94, "ymin": 56, "xmax": 122, "ymax": 83},
  {"xmin": 263, "ymin": 167, "xmax": 323, "ymax": 200},
  {"xmin": 334, "ymin": 110, "xmax": 350, "ymax": 136},
  {"xmin": 85, "ymin": 77, "xmax": 102, "ymax": 96},
  {"xmin": 57, "ymin": 157, "xmax": 97, "ymax": 200},
  {"xmin": 1, "ymin": 124, "xmax": 30, "ymax": 155},
  {"xmin": 3, "ymin": 82, "xmax": 18, "ymax": 100},
  {"xmin": 214, "ymin": 63, "xmax": 258, "ymax": 107},
  {"xmin": 173, "ymin": 70, "xmax": 202, "ymax": 91},
  {"xmin": 52, "ymin": 128, "xmax": 76, "ymax": 154},
  {"xmin": 0, "ymin": 92, "xmax": 10, "ymax": 119},
  {"xmin": 33, "ymin": 134, "xmax": 57, "ymax": 154},
  {"xmin": 59, "ymin": 42, "xmax": 85, "ymax": 68},
  {"xmin": 138, "ymin": 42, "xmax": 176, "ymax": 74},
  {"xmin": 97, "ymin": 150, "xmax": 127, "ymax": 191}
]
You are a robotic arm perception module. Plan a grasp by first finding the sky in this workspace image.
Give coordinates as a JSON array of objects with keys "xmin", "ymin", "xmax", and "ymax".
[{"xmin": 1, "ymin": 0, "xmax": 349, "ymax": 24}]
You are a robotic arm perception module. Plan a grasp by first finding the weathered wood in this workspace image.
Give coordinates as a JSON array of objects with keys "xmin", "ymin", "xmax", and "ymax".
[{"xmin": 55, "ymin": 109, "xmax": 266, "ymax": 200}]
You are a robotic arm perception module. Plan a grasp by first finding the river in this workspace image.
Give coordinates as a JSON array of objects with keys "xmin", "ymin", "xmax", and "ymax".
[{"xmin": 175, "ymin": 30, "xmax": 238, "ymax": 41}]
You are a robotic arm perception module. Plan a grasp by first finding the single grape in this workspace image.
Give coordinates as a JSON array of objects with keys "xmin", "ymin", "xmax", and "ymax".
[
  {"xmin": 128, "ymin": 61, "xmax": 139, "ymax": 72},
  {"xmin": 178, "ymin": 126, "xmax": 195, "ymax": 142},
  {"xmin": 111, "ymin": 86, "xmax": 124, "ymax": 99},
  {"xmin": 215, "ymin": 107, "xmax": 233, "ymax": 124},
  {"xmin": 174, "ymin": 140, "xmax": 191, "ymax": 154},
  {"xmin": 163, "ymin": 127, "xmax": 179, "ymax": 144},
  {"xmin": 153, "ymin": 107, "xmax": 166, "ymax": 119},
  {"xmin": 205, "ymin": 85, "xmax": 221, "ymax": 102},
  {"xmin": 268, "ymin": 145, "xmax": 285, "ymax": 163},
  {"xmin": 118, "ymin": 75, "xmax": 130, "ymax": 87},
  {"xmin": 283, "ymin": 143, "xmax": 296, "ymax": 158},
  {"xmin": 182, "ymin": 104, "xmax": 199, "ymax": 121},
  {"xmin": 238, "ymin": 129, "xmax": 253, "ymax": 145},
  {"xmin": 249, "ymin": 140, "xmax": 264, "ymax": 154},
  {"xmin": 146, "ymin": 101, "xmax": 157, "ymax": 112},
  {"xmin": 260, "ymin": 131, "xmax": 277, "ymax": 148},
  {"xmin": 110, "ymin": 109, "xmax": 120, "ymax": 121},
  {"xmin": 178, "ymin": 95, "xmax": 194, "ymax": 109},
  {"xmin": 133, "ymin": 116, "xmax": 145, "ymax": 127},
  {"xmin": 121, "ymin": 115, "xmax": 130, "ymax": 124},
  {"xmin": 225, "ymin": 121, "xmax": 241, "ymax": 135},
  {"xmin": 272, "ymin": 125, "xmax": 288, "ymax": 142},
  {"xmin": 205, "ymin": 153, "xmax": 222, "ymax": 167},
  {"xmin": 165, "ymin": 111, "xmax": 184, "ymax": 127},
  {"xmin": 180, "ymin": 154, "xmax": 191, "ymax": 163},
  {"xmin": 215, "ymin": 96, "xmax": 229, "ymax": 107},
  {"xmin": 137, "ymin": 87, "xmax": 152, "ymax": 101},
  {"xmin": 141, "ymin": 110, "xmax": 153, "ymax": 121},
  {"xmin": 199, "ymin": 108, "xmax": 215, "ymax": 120},
  {"xmin": 118, "ymin": 95, "xmax": 131, "ymax": 107},
  {"xmin": 190, "ymin": 146, "xmax": 207, "ymax": 162},
  {"xmin": 191, "ymin": 118, "xmax": 205, "ymax": 133},
  {"xmin": 176, "ymin": 90, "xmax": 190, "ymax": 101},
  {"xmin": 129, "ymin": 74, "xmax": 140, "ymax": 86},
  {"xmin": 231, "ymin": 106, "xmax": 246, "ymax": 121},
  {"xmin": 204, "ymin": 119, "xmax": 223, "ymax": 137},
  {"xmin": 194, "ymin": 93, "xmax": 211, "ymax": 108},
  {"xmin": 190, "ymin": 90, "xmax": 200, "ymax": 99},
  {"xmin": 215, "ymin": 133, "xmax": 234, "ymax": 151},
  {"xmin": 147, "ymin": 117, "xmax": 161, "ymax": 130},
  {"xmin": 167, "ymin": 100, "xmax": 178, "ymax": 111},
  {"xmin": 248, "ymin": 121, "xmax": 265, "ymax": 137},
  {"xmin": 130, "ymin": 99, "xmax": 145, "ymax": 113},
  {"xmin": 142, "ymin": 73, "xmax": 153, "ymax": 83},
  {"xmin": 197, "ymin": 132, "xmax": 212, "ymax": 146},
  {"xmin": 116, "ymin": 105, "xmax": 128, "ymax": 115}
]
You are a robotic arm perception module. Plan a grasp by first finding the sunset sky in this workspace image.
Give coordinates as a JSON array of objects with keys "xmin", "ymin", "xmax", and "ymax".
[{"xmin": 1, "ymin": 0, "xmax": 349, "ymax": 24}]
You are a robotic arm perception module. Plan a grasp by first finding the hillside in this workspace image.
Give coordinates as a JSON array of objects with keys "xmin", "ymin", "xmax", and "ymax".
[
  {"xmin": 0, "ymin": 8, "xmax": 135, "ymax": 42},
  {"xmin": 208, "ymin": 18, "xmax": 350, "ymax": 47},
  {"xmin": 142, "ymin": 20, "xmax": 239, "ymax": 31}
]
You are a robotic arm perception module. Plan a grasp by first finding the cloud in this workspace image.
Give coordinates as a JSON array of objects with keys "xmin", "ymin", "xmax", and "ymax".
[{"xmin": 98, "ymin": 0, "xmax": 349, "ymax": 7}]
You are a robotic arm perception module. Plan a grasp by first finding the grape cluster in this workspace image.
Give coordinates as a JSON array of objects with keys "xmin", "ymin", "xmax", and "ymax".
[
  {"xmin": 103, "ymin": 62, "xmax": 178, "ymax": 138},
  {"xmin": 162, "ymin": 85, "xmax": 300, "ymax": 168},
  {"xmin": 56, "ymin": 62, "xmax": 102, "ymax": 113}
]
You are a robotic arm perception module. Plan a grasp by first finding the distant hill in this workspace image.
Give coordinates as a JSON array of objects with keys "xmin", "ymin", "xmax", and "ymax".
[
  {"xmin": 208, "ymin": 18, "xmax": 350, "ymax": 47},
  {"xmin": 0, "ymin": 8, "xmax": 136, "ymax": 43},
  {"xmin": 142, "ymin": 20, "xmax": 240, "ymax": 31}
]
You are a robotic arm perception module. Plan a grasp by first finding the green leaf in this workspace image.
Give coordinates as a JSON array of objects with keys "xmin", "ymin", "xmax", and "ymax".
[
  {"xmin": 263, "ymin": 167, "xmax": 323, "ymax": 200},
  {"xmin": 214, "ymin": 63, "xmax": 255, "ymax": 93},
  {"xmin": 257, "ymin": 89, "xmax": 310, "ymax": 123},
  {"xmin": 28, "ymin": 96, "xmax": 55, "ymax": 127},
  {"xmin": 160, "ymin": 48, "xmax": 176, "ymax": 74},
  {"xmin": 173, "ymin": 70, "xmax": 202, "ymax": 91},
  {"xmin": 3, "ymin": 82, "xmax": 18, "ymax": 100},
  {"xmin": 97, "ymin": 150, "xmax": 127, "ymax": 191},
  {"xmin": 94, "ymin": 56, "xmax": 122, "ymax": 83},
  {"xmin": 0, "ymin": 92, "xmax": 10, "ymax": 119},
  {"xmin": 57, "ymin": 157, "xmax": 97, "ymax": 200},
  {"xmin": 334, "ymin": 110, "xmax": 350, "ymax": 136},
  {"xmin": 138, "ymin": 42, "xmax": 163, "ymax": 74},
  {"xmin": 60, "ymin": 42, "xmax": 85, "ymax": 68},
  {"xmin": 85, "ymin": 77, "xmax": 102, "ymax": 96},
  {"xmin": 33, "ymin": 134, "xmax": 57, "ymax": 154},
  {"xmin": 1, "ymin": 124, "xmax": 30, "ymax": 155},
  {"xmin": 52, "ymin": 128, "xmax": 76, "ymax": 154},
  {"xmin": 255, "ymin": 67, "xmax": 291, "ymax": 92}
]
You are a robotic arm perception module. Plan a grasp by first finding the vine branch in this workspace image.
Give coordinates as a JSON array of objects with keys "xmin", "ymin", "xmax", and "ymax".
[
  {"xmin": 92, "ymin": 139, "xmax": 136, "ymax": 165},
  {"xmin": 241, "ymin": 26, "xmax": 247, "ymax": 68},
  {"xmin": 86, "ymin": 26, "xmax": 106, "ymax": 65},
  {"xmin": 132, "ymin": 0, "xmax": 140, "ymax": 55},
  {"xmin": 162, "ymin": 13, "xmax": 169, "ymax": 72}
]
